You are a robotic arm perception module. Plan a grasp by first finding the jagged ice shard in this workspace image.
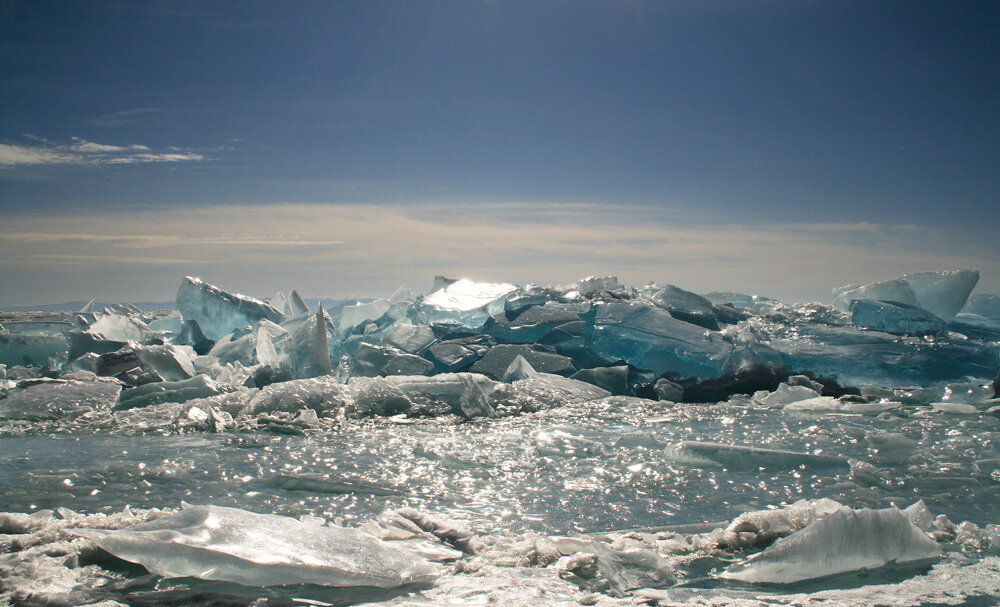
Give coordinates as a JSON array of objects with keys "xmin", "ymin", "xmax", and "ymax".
[
  {"xmin": 175, "ymin": 276, "xmax": 286, "ymax": 341},
  {"xmin": 84, "ymin": 505, "xmax": 439, "ymax": 588}
]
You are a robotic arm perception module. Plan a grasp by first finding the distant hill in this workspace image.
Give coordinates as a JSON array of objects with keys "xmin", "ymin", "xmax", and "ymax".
[{"xmin": 0, "ymin": 297, "xmax": 373, "ymax": 313}]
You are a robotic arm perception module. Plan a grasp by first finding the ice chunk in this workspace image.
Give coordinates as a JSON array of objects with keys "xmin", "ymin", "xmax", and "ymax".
[
  {"xmin": 426, "ymin": 336, "xmax": 493, "ymax": 372},
  {"xmin": 380, "ymin": 352, "xmax": 436, "ymax": 376},
  {"xmin": 590, "ymin": 302, "xmax": 733, "ymax": 380},
  {"xmin": 254, "ymin": 326, "xmax": 280, "ymax": 367},
  {"xmin": 904, "ymin": 269, "xmax": 979, "ymax": 320},
  {"xmin": 719, "ymin": 507, "xmax": 941, "ymax": 584},
  {"xmin": 833, "ymin": 278, "xmax": 918, "ymax": 312},
  {"xmin": 86, "ymin": 505, "xmax": 438, "ymax": 588},
  {"xmin": 175, "ymin": 276, "xmax": 285, "ymax": 341},
  {"xmin": 338, "ymin": 299, "xmax": 392, "ymax": 334},
  {"xmin": 384, "ymin": 373, "xmax": 497, "ymax": 407},
  {"xmin": 782, "ymin": 396, "xmax": 845, "ymax": 412},
  {"xmin": 648, "ymin": 284, "xmax": 719, "ymax": 330},
  {"xmin": 591, "ymin": 539, "xmax": 675, "ymax": 596},
  {"xmin": 131, "ymin": 343, "xmax": 196, "ymax": 382},
  {"xmin": 755, "ymin": 383, "xmax": 820, "ymax": 407},
  {"xmin": 575, "ymin": 275, "xmax": 621, "ymax": 296},
  {"xmin": 718, "ymin": 498, "xmax": 846, "ymax": 548},
  {"xmin": 833, "ymin": 270, "xmax": 978, "ymax": 320},
  {"xmin": 653, "ymin": 378, "xmax": 683, "ymax": 402},
  {"xmin": 570, "ymin": 365, "xmax": 629, "ymax": 395},
  {"xmin": 663, "ymin": 441, "xmax": 846, "ymax": 470},
  {"xmin": 382, "ymin": 323, "xmax": 436, "ymax": 354},
  {"xmin": 963, "ymin": 293, "xmax": 1000, "ymax": 318},
  {"xmin": 501, "ymin": 355, "xmax": 537, "ymax": 382},
  {"xmin": 286, "ymin": 289, "xmax": 310, "ymax": 317},
  {"xmin": 0, "ymin": 333, "xmax": 68, "ymax": 367},
  {"xmin": 247, "ymin": 375, "xmax": 350, "ymax": 415},
  {"xmin": 0, "ymin": 379, "xmax": 121, "ymax": 420},
  {"xmin": 115, "ymin": 374, "xmax": 226, "ymax": 410},
  {"xmin": 286, "ymin": 306, "xmax": 332, "ymax": 379},
  {"xmin": 492, "ymin": 372, "xmax": 611, "ymax": 411},
  {"xmin": 850, "ymin": 300, "xmax": 946, "ymax": 336},
  {"xmin": 88, "ymin": 314, "xmax": 146, "ymax": 342},
  {"xmin": 458, "ymin": 373, "xmax": 494, "ymax": 418},
  {"xmin": 470, "ymin": 344, "xmax": 575, "ymax": 379},
  {"xmin": 414, "ymin": 279, "xmax": 517, "ymax": 329}
]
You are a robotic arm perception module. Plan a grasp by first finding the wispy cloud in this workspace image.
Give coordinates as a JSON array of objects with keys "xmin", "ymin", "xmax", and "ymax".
[
  {"xmin": 0, "ymin": 202, "xmax": 997, "ymax": 306},
  {"xmin": 0, "ymin": 136, "xmax": 204, "ymax": 168},
  {"xmin": 87, "ymin": 108, "xmax": 162, "ymax": 127}
]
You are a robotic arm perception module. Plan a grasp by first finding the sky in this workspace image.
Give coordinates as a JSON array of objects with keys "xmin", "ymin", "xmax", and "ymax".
[{"xmin": 1, "ymin": 1, "xmax": 998, "ymax": 306}]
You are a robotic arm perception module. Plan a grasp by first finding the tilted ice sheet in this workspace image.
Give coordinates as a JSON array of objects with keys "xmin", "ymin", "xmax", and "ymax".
[
  {"xmin": 720, "ymin": 507, "xmax": 942, "ymax": 584},
  {"xmin": 82, "ymin": 504, "xmax": 439, "ymax": 588}
]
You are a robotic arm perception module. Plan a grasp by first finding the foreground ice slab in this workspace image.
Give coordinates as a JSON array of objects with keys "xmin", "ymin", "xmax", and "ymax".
[
  {"xmin": 720, "ymin": 507, "xmax": 941, "ymax": 584},
  {"xmin": 86, "ymin": 505, "xmax": 439, "ymax": 588},
  {"xmin": 175, "ymin": 276, "xmax": 286, "ymax": 341}
]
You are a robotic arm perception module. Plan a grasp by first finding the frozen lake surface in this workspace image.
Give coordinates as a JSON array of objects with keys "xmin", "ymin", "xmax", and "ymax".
[{"xmin": 2, "ymin": 271, "xmax": 999, "ymax": 605}]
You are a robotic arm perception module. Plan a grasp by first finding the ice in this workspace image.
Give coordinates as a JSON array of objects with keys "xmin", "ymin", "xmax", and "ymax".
[
  {"xmin": 413, "ymin": 278, "xmax": 517, "ymax": 329},
  {"xmin": 833, "ymin": 278, "xmax": 919, "ymax": 312},
  {"xmin": 833, "ymin": 270, "xmax": 979, "ymax": 320},
  {"xmin": 0, "ymin": 333, "xmax": 68, "ymax": 367},
  {"xmin": 427, "ymin": 335, "xmax": 494, "ymax": 372},
  {"xmin": 85, "ymin": 505, "xmax": 438, "ymax": 588},
  {"xmin": 590, "ymin": 302, "xmax": 733, "ymax": 379},
  {"xmin": 131, "ymin": 343, "xmax": 196, "ymax": 382},
  {"xmin": 382, "ymin": 323, "xmax": 436, "ymax": 354},
  {"xmin": 534, "ymin": 427, "xmax": 603, "ymax": 457},
  {"xmin": 575, "ymin": 275, "xmax": 622, "ymax": 296},
  {"xmin": 664, "ymin": 441, "xmax": 847, "ymax": 470},
  {"xmin": 647, "ymin": 284, "xmax": 720, "ymax": 330},
  {"xmin": 246, "ymin": 375, "xmax": 350, "ymax": 415},
  {"xmin": 904, "ymin": 270, "xmax": 980, "ymax": 320},
  {"xmin": 254, "ymin": 325, "xmax": 280, "ymax": 367},
  {"xmin": 570, "ymin": 365, "xmax": 629, "ymax": 395},
  {"xmin": 0, "ymin": 379, "xmax": 121, "ymax": 420},
  {"xmin": 755, "ymin": 382, "xmax": 820, "ymax": 407},
  {"xmin": 470, "ymin": 344, "xmax": 576, "ymax": 379},
  {"xmin": 384, "ymin": 373, "xmax": 498, "ymax": 408},
  {"xmin": 380, "ymin": 352, "xmax": 436, "ymax": 376},
  {"xmin": 87, "ymin": 314, "xmax": 146, "ymax": 342},
  {"xmin": 850, "ymin": 299, "xmax": 947, "ymax": 336},
  {"xmin": 963, "ymin": 293, "xmax": 1000, "ymax": 318},
  {"xmin": 285, "ymin": 306, "xmax": 333, "ymax": 379},
  {"xmin": 175, "ymin": 276, "xmax": 286, "ymax": 341},
  {"xmin": 495, "ymin": 371, "xmax": 611, "ymax": 410},
  {"xmin": 458, "ymin": 373, "xmax": 495, "ymax": 418},
  {"xmin": 337, "ymin": 298, "xmax": 391, "ymax": 334},
  {"xmin": 286, "ymin": 289, "xmax": 310, "ymax": 317},
  {"xmin": 590, "ymin": 539, "xmax": 675, "ymax": 595},
  {"xmin": 720, "ymin": 507, "xmax": 942, "ymax": 584},
  {"xmin": 717, "ymin": 498, "xmax": 846, "ymax": 548},
  {"xmin": 502, "ymin": 354, "xmax": 537, "ymax": 382},
  {"xmin": 115, "ymin": 374, "xmax": 227, "ymax": 410}
]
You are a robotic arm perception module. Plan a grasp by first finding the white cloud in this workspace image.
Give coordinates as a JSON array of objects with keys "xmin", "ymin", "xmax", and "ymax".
[{"xmin": 0, "ymin": 137, "xmax": 203, "ymax": 168}]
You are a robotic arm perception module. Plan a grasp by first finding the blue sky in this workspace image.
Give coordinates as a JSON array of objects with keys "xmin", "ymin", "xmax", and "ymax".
[{"xmin": 1, "ymin": 1, "xmax": 998, "ymax": 305}]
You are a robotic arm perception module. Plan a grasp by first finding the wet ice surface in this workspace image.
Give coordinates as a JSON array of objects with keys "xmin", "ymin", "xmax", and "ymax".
[
  {"xmin": 3, "ymin": 396, "xmax": 1000, "ymax": 605},
  {"xmin": 3, "ymin": 271, "xmax": 1000, "ymax": 605}
]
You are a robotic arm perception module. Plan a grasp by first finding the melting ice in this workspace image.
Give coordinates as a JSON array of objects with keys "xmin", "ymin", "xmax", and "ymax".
[{"xmin": 1, "ymin": 270, "xmax": 1000, "ymax": 606}]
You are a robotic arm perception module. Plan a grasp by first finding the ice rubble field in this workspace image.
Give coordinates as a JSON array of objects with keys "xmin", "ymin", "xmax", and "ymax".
[{"xmin": 1, "ymin": 270, "xmax": 1000, "ymax": 606}]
